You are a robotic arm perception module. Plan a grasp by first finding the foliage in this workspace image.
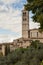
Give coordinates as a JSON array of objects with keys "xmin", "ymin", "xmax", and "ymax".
[
  {"xmin": 0, "ymin": 40, "xmax": 43, "ymax": 65},
  {"xmin": 5, "ymin": 45, "xmax": 10, "ymax": 55},
  {"xmin": 41, "ymin": 60, "xmax": 43, "ymax": 65},
  {"xmin": 0, "ymin": 52, "xmax": 3, "ymax": 57},
  {"xmin": 25, "ymin": 0, "xmax": 43, "ymax": 30}
]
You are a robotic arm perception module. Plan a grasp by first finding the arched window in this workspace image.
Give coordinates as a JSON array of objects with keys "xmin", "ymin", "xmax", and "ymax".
[
  {"xmin": 23, "ymin": 12, "xmax": 26, "ymax": 16},
  {"xmin": 23, "ymin": 18, "xmax": 26, "ymax": 21}
]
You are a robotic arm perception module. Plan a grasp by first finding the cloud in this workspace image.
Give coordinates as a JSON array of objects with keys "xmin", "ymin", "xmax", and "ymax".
[
  {"xmin": 0, "ymin": 2, "xmax": 22, "ymax": 31},
  {"xmin": 0, "ymin": 34, "xmax": 21, "ymax": 43},
  {"xmin": 0, "ymin": 5, "xmax": 8, "ymax": 12},
  {"xmin": 29, "ymin": 19, "xmax": 40, "ymax": 29},
  {"xmin": 0, "ymin": 0, "xmax": 23, "ymax": 42},
  {"xmin": 0, "ymin": 9, "xmax": 22, "ymax": 32},
  {"xmin": 29, "ymin": 11, "xmax": 39, "ymax": 29},
  {"xmin": 0, "ymin": 0, "xmax": 21, "ymax": 4}
]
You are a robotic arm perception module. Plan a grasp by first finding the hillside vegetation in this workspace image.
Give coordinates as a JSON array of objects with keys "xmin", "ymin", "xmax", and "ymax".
[{"xmin": 0, "ymin": 40, "xmax": 43, "ymax": 65}]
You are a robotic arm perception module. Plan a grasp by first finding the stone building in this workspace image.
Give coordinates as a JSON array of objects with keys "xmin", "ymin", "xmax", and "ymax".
[
  {"xmin": 10, "ymin": 8, "xmax": 43, "ymax": 51},
  {"xmin": 0, "ymin": 43, "xmax": 13, "ymax": 56},
  {"xmin": 0, "ymin": 7, "xmax": 43, "ymax": 55}
]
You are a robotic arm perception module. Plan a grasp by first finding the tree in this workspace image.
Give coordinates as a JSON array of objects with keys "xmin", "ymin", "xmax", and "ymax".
[
  {"xmin": 0, "ymin": 41, "xmax": 43, "ymax": 65},
  {"xmin": 29, "ymin": 57, "xmax": 40, "ymax": 65},
  {"xmin": 14, "ymin": 61, "xmax": 28, "ymax": 65},
  {"xmin": 41, "ymin": 60, "xmax": 43, "ymax": 65},
  {"xmin": 25, "ymin": 0, "xmax": 43, "ymax": 30}
]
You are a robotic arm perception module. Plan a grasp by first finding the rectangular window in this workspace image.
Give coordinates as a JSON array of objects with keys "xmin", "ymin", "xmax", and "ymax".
[
  {"xmin": 37, "ymin": 32, "xmax": 38, "ymax": 38},
  {"xmin": 31, "ymin": 32, "xmax": 38, "ymax": 38},
  {"xmin": 28, "ymin": 31, "xmax": 30, "ymax": 38}
]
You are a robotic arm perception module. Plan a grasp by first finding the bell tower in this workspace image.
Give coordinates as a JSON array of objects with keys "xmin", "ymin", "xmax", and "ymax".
[{"xmin": 22, "ymin": 7, "xmax": 29, "ymax": 38}]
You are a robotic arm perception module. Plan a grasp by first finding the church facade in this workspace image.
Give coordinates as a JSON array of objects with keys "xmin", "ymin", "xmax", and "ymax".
[{"xmin": 0, "ymin": 7, "xmax": 43, "ymax": 56}]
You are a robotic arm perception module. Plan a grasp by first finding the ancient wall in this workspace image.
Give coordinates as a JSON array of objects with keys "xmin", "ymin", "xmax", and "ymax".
[{"xmin": 30, "ymin": 29, "xmax": 43, "ymax": 43}]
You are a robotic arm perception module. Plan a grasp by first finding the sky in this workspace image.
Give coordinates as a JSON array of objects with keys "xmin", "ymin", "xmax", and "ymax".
[{"xmin": 0, "ymin": 0, "xmax": 39, "ymax": 43}]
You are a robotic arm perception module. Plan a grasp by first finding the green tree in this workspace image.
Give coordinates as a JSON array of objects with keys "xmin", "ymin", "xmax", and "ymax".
[
  {"xmin": 41, "ymin": 60, "xmax": 43, "ymax": 65},
  {"xmin": 0, "ymin": 41, "xmax": 43, "ymax": 65},
  {"xmin": 0, "ymin": 52, "xmax": 3, "ymax": 57},
  {"xmin": 29, "ymin": 57, "xmax": 40, "ymax": 65},
  {"xmin": 25, "ymin": 0, "xmax": 43, "ymax": 30},
  {"xmin": 14, "ymin": 61, "xmax": 28, "ymax": 65}
]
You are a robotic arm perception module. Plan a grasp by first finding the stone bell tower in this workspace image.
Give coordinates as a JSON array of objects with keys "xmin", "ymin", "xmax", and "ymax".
[{"xmin": 22, "ymin": 7, "xmax": 29, "ymax": 38}]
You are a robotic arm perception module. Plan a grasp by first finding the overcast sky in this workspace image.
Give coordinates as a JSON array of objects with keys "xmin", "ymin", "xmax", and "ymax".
[{"xmin": 0, "ymin": 0, "xmax": 39, "ymax": 43}]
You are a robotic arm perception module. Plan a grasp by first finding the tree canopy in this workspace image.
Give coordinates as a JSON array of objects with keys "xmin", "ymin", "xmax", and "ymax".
[{"xmin": 25, "ymin": 0, "xmax": 43, "ymax": 30}]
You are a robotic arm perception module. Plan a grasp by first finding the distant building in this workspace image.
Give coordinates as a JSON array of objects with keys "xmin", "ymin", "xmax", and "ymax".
[{"xmin": 0, "ymin": 7, "xmax": 43, "ymax": 56}]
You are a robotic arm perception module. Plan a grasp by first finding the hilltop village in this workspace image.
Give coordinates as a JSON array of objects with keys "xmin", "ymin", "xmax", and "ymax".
[{"xmin": 0, "ymin": 7, "xmax": 43, "ymax": 56}]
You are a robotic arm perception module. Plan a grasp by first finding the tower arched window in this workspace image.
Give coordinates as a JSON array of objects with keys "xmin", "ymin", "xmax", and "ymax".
[
  {"xmin": 23, "ymin": 18, "xmax": 26, "ymax": 21},
  {"xmin": 23, "ymin": 12, "xmax": 26, "ymax": 16}
]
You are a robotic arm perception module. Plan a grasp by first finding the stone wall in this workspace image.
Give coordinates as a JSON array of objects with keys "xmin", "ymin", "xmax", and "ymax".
[{"xmin": 30, "ymin": 29, "xmax": 43, "ymax": 43}]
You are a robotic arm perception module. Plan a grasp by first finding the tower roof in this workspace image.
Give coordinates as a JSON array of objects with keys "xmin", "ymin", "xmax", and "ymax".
[{"xmin": 22, "ymin": 6, "xmax": 28, "ymax": 11}]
